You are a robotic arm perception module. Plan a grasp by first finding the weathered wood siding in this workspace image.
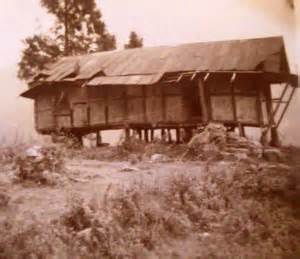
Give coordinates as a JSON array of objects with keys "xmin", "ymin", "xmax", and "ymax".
[
  {"xmin": 127, "ymin": 85, "xmax": 144, "ymax": 123},
  {"xmin": 107, "ymin": 86, "xmax": 126, "ymax": 124},
  {"xmin": 88, "ymin": 87, "xmax": 106, "ymax": 125},
  {"xmin": 35, "ymin": 92, "xmax": 55, "ymax": 131},
  {"xmin": 145, "ymin": 85, "xmax": 163, "ymax": 123},
  {"xmin": 207, "ymin": 74, "xmax": 261, "ymax": 125},
  {"xmin": 34, "ymin": 74, "xmax": 269, "ymax": 133}
]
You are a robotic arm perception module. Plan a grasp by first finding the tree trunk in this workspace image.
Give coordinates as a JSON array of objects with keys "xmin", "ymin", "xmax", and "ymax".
[{"xmin": 64, "ymin": 0, "xmax": 70, "ymax": 55}]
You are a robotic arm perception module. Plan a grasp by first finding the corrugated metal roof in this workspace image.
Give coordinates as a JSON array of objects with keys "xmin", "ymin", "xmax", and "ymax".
[
  {"xmin": 88, "ymin": 74, "xmax": 163, "ymax": 86},
  {"xmin": 32, "ymin": 36, "xmax": 286, "ymax": 83}
]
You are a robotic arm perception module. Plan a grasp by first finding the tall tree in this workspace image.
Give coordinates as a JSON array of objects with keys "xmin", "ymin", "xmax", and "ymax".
[
  {"xmin": 124, "ymin": 31, "xmax": 143, "ymax": 49},
  {"xmin": 18, "ymin": 35, "xmax": 61, "ymax": 81},
  {"xmin": 18, "ymin": 0, "xmax": 116, "ymax": 82}
]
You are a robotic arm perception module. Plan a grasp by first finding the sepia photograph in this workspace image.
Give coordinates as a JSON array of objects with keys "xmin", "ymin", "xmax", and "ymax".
[{"xmin": 0, "ymin": 0, "xmax": 300, "ymax": 258}]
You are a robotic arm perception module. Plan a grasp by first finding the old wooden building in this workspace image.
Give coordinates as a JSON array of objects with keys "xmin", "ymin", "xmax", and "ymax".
[{"xmin": 21, "ymin": 36, "xmax": 298, "ymax": 145}]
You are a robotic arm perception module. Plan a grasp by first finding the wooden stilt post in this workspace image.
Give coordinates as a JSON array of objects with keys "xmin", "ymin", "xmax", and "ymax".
[
  {"xmin": 198, "ymin": 78, "xmax": 209, "ymax": 123},
  {"xmin": 75, "ymin": 133, "xmax": 83, "ymax": 146},
  {"xmin": 125, "ymin": 128, "xmax": 130, "ymax": 142},
  {"xmin": 238, "ymin": 123, "xmax": 246, "ymax": 137},
  {"xmin": 96, "ymin": 131, "xmax": 102, "ymax": 147},
  {"xmin": 176, "ymin": 128, "xmax": 180, "ymax": 144},
  {"xmin": 161, "ymin": 129, "xmax": 166, "ymax": 143},
  {"xmin": 150, "ymin": 129, "xmax": 154, "ymax": 142},
  {"xmin": 270, "ymin": 128, "xmax": 280, "ymax": 147},
  {"xmin": 168, "ymin": 129, "xmax": 172, "ymax": 144},
  {"xmin": 184, "ymin": 128, "xmax": 193, "ymax": 143},
  {"xmin": 264, "ymin": 83, "xmax": 280, "ymax": 147},
  {"xmin": 144, "ymin": 129, "xmax": 149, "ymax": 143},
  {"xmin": 137, "ymin": 129, "xmax": 142, "ymax": 141}
]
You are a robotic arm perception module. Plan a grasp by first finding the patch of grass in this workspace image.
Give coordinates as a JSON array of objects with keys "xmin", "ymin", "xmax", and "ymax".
[
  {"xmin": 14, "ymin": 145, "xmax": 66, "ymax": 186},
  {"xmin": 56, "ymin": 161, "xmax": 300, "ymax": 258},
  {"xmin": 0, "ymin": 152, "xmax": 299, "ymax": 258}
]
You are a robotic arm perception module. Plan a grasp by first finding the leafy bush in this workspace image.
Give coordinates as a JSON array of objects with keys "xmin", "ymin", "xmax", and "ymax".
[
  {"xmin": 14, "ymin": 145, "xmax": 65, "ymax": 185},
  {"xmin": 56, "ymin": 161, "xmax": 300, "ymax": 258},
  {"xmin": 0, "ymin": 155, "xmax": 299, "ymax": 258}
]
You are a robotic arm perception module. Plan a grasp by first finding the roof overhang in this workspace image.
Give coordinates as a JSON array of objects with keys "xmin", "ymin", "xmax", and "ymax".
[
  {"xmin": 87, "ymin": 74, "xmax": 163, "ymax": 86},
  {"xmin": 21, "ymin": 70, "xmax": 298, "ymax": 99}
]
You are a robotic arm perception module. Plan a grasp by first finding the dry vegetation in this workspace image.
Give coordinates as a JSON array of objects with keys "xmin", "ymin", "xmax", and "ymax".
[{"xmin": 0, "ymin": 132, "xmax": 299, "ymax": 258}]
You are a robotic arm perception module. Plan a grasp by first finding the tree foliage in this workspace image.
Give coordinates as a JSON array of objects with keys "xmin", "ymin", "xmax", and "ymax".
[
  {"xmin": 124, "ymin": 31, "xmax": 143, "ymax": 49},
  {"xmin": 18, "ymin": 0, "xmax": 116, "ymax": 82},
  {"xmin": 18, "ymin": 35, "xmax": 61, "ymax": 82}
]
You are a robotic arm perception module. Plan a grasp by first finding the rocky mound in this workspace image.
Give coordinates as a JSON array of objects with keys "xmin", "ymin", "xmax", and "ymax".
[{"xmin": 184, "ymin": 123, "xmax": 283, "ymax": 162}]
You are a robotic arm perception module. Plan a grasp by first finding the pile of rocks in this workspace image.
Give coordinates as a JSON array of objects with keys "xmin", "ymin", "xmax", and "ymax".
[
  {"xmin": 14, "ymin": 145, "xmax": 65, "ymax": 185},
  {"xmin": 185, "ymin": 123, "xmax": 283, "ymax": 162}
]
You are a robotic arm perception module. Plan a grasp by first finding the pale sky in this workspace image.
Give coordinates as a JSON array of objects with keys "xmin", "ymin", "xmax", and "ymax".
[
  {"xmin": 0, "ymin": 0, "xmax": 296, "ymax": 69},
  {"xmin": 0, "ymin": 0, "xmax": 298, "ymax": 144}
]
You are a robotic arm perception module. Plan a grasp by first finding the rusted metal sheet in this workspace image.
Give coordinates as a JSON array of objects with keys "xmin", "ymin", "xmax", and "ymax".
[
  {"xmin": 22, "ymin": 36, "xmax": 296, "ymax": 101},
  {"xmin": 31, "ymin": 37, "xmax": 285, "ymax": 83},
  {"xmin": 88, "ymin": 74, "xmax": 162, "ymax": 86}
]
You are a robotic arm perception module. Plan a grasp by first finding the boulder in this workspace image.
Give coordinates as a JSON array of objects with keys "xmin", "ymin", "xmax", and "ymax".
[
  {"xmin": 263, "ymin": 148, "xmax": 284, "ymax": 163},
  {"xmin": 150, "ymin": 154, "xmax": 170, "ymax": 163}
]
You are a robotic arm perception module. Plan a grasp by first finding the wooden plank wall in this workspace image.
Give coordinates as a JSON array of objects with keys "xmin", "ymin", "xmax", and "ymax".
[
  {"xmin": 207, "ymin": 74, "xmax": 262, "ymax": 126},
  {"xmin": 35, "ymin": 92, "xmax": 56, "ymax": 131},
  {"xmin": 35, "ymin": 82, "xmax": 201, "ymax": 132}
]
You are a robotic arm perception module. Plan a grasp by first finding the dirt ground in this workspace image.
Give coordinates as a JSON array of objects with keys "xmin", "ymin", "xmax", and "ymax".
[
  {"xmin": 1, "ymin": 146, "xmax": 299, "ymax": 225},
  {"xmin": 0, "ymin": 144, "xmax": 299, "ymax": 258},
  {"xmin": 0, "ymin": 158, "xmax": 208, "ymax": 224}
]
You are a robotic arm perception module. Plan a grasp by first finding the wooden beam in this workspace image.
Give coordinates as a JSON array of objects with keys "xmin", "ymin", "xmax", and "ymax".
[
  {"xmin": 230, "ymin": 73, "xmax": 238, "ymax": 122},
  {"xmin": 105, "ymin": 86, "xmax": 108, "ymax": 124},
  {"xmin": 161, "ymin": 128, "xmax": 167, "ymax": 142},
  {"xmin": 144, "ymin": 129, "xmax": 149, "ymax": 143},
  {"xmin": 264, "ymin": 83, "xmax": 280, "ymax": 147},
  {"xmin": 198, "ymin": 78, "xmax": 209, "ymax": 123},
  {"xmin": 161, "ymin": 85, "xmax": 166, "ymax": 120},
  {"xmin": 176, "ymin": 74, "xmax": 184, "ymax": 83},
  {"xmin": 150, "ymin": 129, "xmax": 155, "ymax": 142},
  {"xmin": 137, "ymin": 129, "xmax": 142, "ymax": 140},
  {"xmin": 230, "ymin": 73, "xmax": 236, "ymax": 83},
  {"xmin": 276, "ymin": 86, "xmax": 296, "ymax": 127},
  {"xmin": 142, "ymin": 85, "xmax": 147, "ymax": 122},
  {"xmin": 96, "ymin": 131, "xmax": 102, "ymax": 147},
  {"xmin": 125, "ymin": 127, "xmax": 130, "ymax": 142},
  {"xmin": 124, "ymin": 85, "xmax": 129, "ymax": 121},
  {"xmin": 176, "ymin": 128, "xmax": 181, "ymax": 144},
  {"xmin": 168, "ymin": 129, "xmax": 172, "ymax": 143},
  {"xmin": 204, "ymin": 73, "xmax": 210, "ymax": 82},
  {"xmin": 238, "ymin": 123, "xmax": 246, "ymax": 137}
]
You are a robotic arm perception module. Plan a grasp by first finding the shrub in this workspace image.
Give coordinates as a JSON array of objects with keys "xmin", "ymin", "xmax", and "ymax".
[
  {"xmin": 57, "ymin": 161, "xmax": 300, "ymax": 258},
  {"xmin": 14, "ymin": 145, "xmax": 65, "ymax": 185},
  {"xmin": 0, "ymin": 157, "xmax": 299, "ymax": 258}
]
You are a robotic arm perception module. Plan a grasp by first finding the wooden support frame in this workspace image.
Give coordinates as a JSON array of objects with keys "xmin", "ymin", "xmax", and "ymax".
[
  {"xmin": 161, "ymin": 128, "xmax": 167, "ymax": 142},
  {"xmin": 161, "ymin": 86, "xmax": 166, "ymax": 121},
  {"xmin": 142, "ymin": 85, "xmax": 147, "ymax": 122},
  {"xmin": 144, "ymin": 129, "xmax": 149, "ymax": 143},
  {"xmin": 275, "ymin": 85, "xmax": 296, "ymax": 127},
  {"xmin": 230, "ymin": 73, "xmax": 238, "ymax": 123},
  {"xmin": 198, "ymin": 78, "xmax": 209, "ymax": 123},
  {"xmin": 96, "ymin": 131, "xmax": 102, "ymax": 146},
  {"xmin": 150, "ymin": 129, "xmax": 155, "ymax": 142},
  {"xmin": 167, "ymin": 129, "xmax": 172, "ymax": 143},
  {"xmin": 176, "ymin": 128, "xmax": 181, "ymax": 143},
  {"xmin": 264, "ymin": 82, "xmax": 280, "ymax": 146}
]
